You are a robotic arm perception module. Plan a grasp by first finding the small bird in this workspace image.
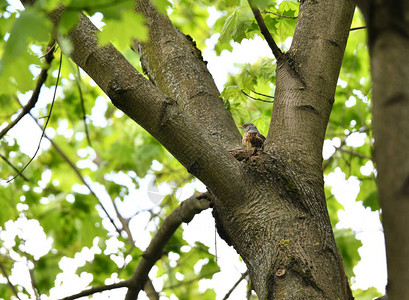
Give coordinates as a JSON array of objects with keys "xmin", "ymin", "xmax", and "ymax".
[{"xmin": 238, "ymin": 123, "xmax": 265, "ymax": 148}]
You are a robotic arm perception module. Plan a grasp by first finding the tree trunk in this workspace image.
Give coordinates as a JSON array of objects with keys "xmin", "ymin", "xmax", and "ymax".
[
  {"xmin": 20, "ymin": 0, "xmax": 358, "ymax": 298},
  {"xmin": 358, "ymin": 2, "xmax": 409, "ymax": 299}
]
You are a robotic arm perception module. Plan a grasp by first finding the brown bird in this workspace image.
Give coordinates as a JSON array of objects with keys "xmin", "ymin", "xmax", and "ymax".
[{"xmin": 238, "ymin": 123, "xmax": 265, "ymax": 148}]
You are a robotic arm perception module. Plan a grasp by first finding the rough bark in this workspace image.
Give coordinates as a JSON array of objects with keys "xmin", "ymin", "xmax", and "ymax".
[
  {"xmin": 357, "ymin": 1, "xmax": 409, "ymax": 299},
  {"xmin": 134, "ymin": 0, "xmax": 242, "ymax": 150},
  {"xmin": 20, "ymin": 0, "xmax": 357, "ymax": 299}
]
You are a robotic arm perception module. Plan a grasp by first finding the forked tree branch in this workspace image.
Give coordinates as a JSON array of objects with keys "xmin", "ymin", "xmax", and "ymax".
[
  {"xmin": 135, "ymin": 0, "xmax": 241, "ymax": 149},
  {"xmin": 125, "ymin": 192, "xmax": 213, "ymax": 300},
  {"xmin": 59, "ymin": 192, "xmax": 213, "ymax": 300},
  {"xmin": 20, "ymin": 0, "xmax": 245, "ymax": 209}
]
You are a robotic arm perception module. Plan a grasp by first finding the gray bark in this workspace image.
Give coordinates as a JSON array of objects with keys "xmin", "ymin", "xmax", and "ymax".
[
  {"xmin": 358, "ymin": 1, "xmax": 409, "ymax": 299},
  {"xmin": 20, "ymin": 0, "xmax": 358, "ymax": 298}
]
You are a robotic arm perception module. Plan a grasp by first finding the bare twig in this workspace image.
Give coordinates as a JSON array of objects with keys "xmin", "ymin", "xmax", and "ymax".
[
  {"xmin": 112, "ymin": 198, "xmax": 133, "ymax": 241},
  {"xmin": 162, "ymin": 271, "xmax": 218, "ymax": 290},
  {"xmin": 251, "ymin": 90, "xmax": 274, "ymax": 98},
  {"xmin": 338, "ymin": 148, "xmax": 371, "ymax": 160},
  {"xmin": 59, "ymin": 281, "xmax": 129, "ymax": 300},
  {"xmin": 24, "ymin": 110, "xmax": 123, "ymax": 236},
  {"xmin": 7, "ymin": 51, "xmax": 62, "ymax": 183},
  {"xmin": 222, "ymin": 271, "xmax": 249, "ymax": 300},
  {"xmin": 125, "ymin": 192, "xmax": 214, "ymax": 300},
  {"xmin": 263, "ymin": 11, "xmax": 298, "ymax": 19},
  {"xmin": 27, "ymin": 264, "xmax": 40, "ymax": 299},
  {"xmin": 0, "ymin": 154, "xmax": 29, "ymax": 181},
  {"xmin": 248, "ymin": 0, "xmax": 283, "ymax": 60},
  {"xmin": 323, "ymin": 127, "xmax": 371, "ymax": 170},
  {"xmin": 0, "ymin": 43, "xmax": 55, "ymax": 141},
  {"xmin": 241, "ymin": 89, "xmax": 274, "ymax": 103},
  {"xmin": 350, "ymin": 26, "xmax": 366, "ymax": 31},
  {"xmin": 74, "ymin": 65, "xmax": 92, "ymax": 147},
  {"xmin": 0, "ymin": 260, "xmax": 21, "ymax": 300}
]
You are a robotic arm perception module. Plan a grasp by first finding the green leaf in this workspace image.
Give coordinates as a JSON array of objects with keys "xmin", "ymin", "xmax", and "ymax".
[
  {"xmin": 58, "ymin": 10, "xmax": 80, "ymax": 35},
  {"xmin": 358, "ymin": 180, "xmax": 379, "ymax": 211},
  {"xmin": 77, "ymin": 253, "xmax": 118, "ymax": 285},
  {"xmin": 0, "ymin": 8, "xmax": 51, "ymax": 92},
  {"xmin": 198, "ymin": 258, "xmax": 220, "ymax": 278},
  {"xmin": 325, "ymin": 186, "xmax": 344, "ymax": 227},
  {"xmin": 33, "ymin": 253, "xmax": 61, "ymax": 293},
  {"xmin": 151, "ymin": 0, "xmax": 172, "ymax": 15},
  {"xmin": 334, "ymin": 228, "xmax": 362, "ymax": 279},
  {"xmin": 353, "ymin": 287, "xmax": 382, "ymax": 300},
  {"xmin": 98, "ymin": 11, "xmax": 148, "ymax": 50},
  {"xmin": 252, "ymin": 115, "xmax": 270, "ymax": 136},
  {"xmin": 218, "ymin": 7, "xmax": 253, "ymax": 45},
  {"xmin": 2, "ymin": 8, "xmax": 51, "ymax": 59}
]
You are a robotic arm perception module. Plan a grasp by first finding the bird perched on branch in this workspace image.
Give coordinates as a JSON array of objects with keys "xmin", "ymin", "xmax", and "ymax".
[{"xmin": 238, "ymin": 123, "xmax": 265, "ymax": 149}]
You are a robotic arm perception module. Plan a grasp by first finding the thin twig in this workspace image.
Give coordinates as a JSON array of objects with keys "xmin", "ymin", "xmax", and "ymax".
[
  {"xmin": 338, "ymin": 148, "xmax": 371, "ymax": 160},
  {"xmin": 7, "ymin": 51, "xmax": 62, "ymax": 183},
  {"xmin": 241, "ymin": 89, "xmax": 274, "ymax": 103},
  {"xmin": 350, "ymin": 26, "xmax": 366, "ymax": 31},
  {"xmin": 112, "ymin": 198, "xmax": 133, "ymax": 241},
  {"xmin": 222, "ymin": 271, "xmax": 249, "ymax": 300},
  {"xmin": 251, "ymin": 90, "xmax": 274, "ymax": 98},
  {"xmin": 248, "ymin": 0, "xmax": 283, "ymax": 60},
  {"xmin": 23, "ymin": 110, "xmax": 123, "ymax": 236},
  {"xmin": 263, "ymin": 11, "xmax": 297, "ymax": 19},
  {"xmin": 0, "ymin": 260, "xmax": 22, "ymax": 300},
  {"xmin": 0, "ymin": 42, "xmax": 55, "ymax": 141},
  {"xmin": 323, "ymin": 127, "xmax": 371, "ymax": 171},
  {"xmin": 59, "ymin": 281, "xmax": 129, "ymax": 300},
  {"xmin": 74, "ymin": 65, "xmax": 92, "ymax": 147},
  {"xmin": 162, "ymin": 271, "xmax": 218, "ymax": 290},
  {"xmin": 0, "ymin": 154, "xmax": 29, "ymax": 181}
]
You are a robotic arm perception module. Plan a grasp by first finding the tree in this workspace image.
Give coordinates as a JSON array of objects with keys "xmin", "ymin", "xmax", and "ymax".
[
  {"xmin": 0, "ymin": 0, "xmax": 399, "ymax": 299},
  {"xmin": 356, "ymin": 1, "xmax": 409, "ymax": 299}
]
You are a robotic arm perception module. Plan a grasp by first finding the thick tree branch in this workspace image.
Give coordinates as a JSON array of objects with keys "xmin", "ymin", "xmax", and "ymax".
[
  {"xmin": 357, "ymin": 1, "xmax": 409, "ymax": 298},
  {"xmin": 59, "ymin": 192, "xmax": 212, "ymax": 300},
  {"xmin": 135, "ymin": 0, "xmax": 241, "ymax": 149},
  {"xmin": 248, "ymin": 0, "xmax": 283, "ymax": 60},
  {"xmin": 20, "ymin": 0, "xmax": 245, "ymax": 207},
  {"xmin": 143, "ymin": 279, "xmax": 159, "ymax": 300},
  {"xmin": 125, "ymin": 192, "xmax": 213, "ymax": 300},
  {"xmin": 266, "ymin": 0, "xmax": 356, "ymax": 182},
  {"xmin": 0, "ymin": 43, "xmax": 54, "ymax": 141}
]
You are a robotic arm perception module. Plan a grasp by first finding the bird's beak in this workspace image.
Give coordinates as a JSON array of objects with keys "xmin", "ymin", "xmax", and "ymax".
[{"xmin": 238, "ymin": 125, "xmax": 243, "ymax": 129}]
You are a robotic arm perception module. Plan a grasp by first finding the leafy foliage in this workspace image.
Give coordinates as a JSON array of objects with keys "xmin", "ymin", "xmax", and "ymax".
[{"xmin": 0, "ymin": 0, "xmax": 381, "ymax": 299}]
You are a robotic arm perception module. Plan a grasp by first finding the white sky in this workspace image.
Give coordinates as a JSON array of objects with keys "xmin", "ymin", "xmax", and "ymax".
[{"xmin": 0, "ymin": 3, "xmax": 386, "ymax": 299}]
